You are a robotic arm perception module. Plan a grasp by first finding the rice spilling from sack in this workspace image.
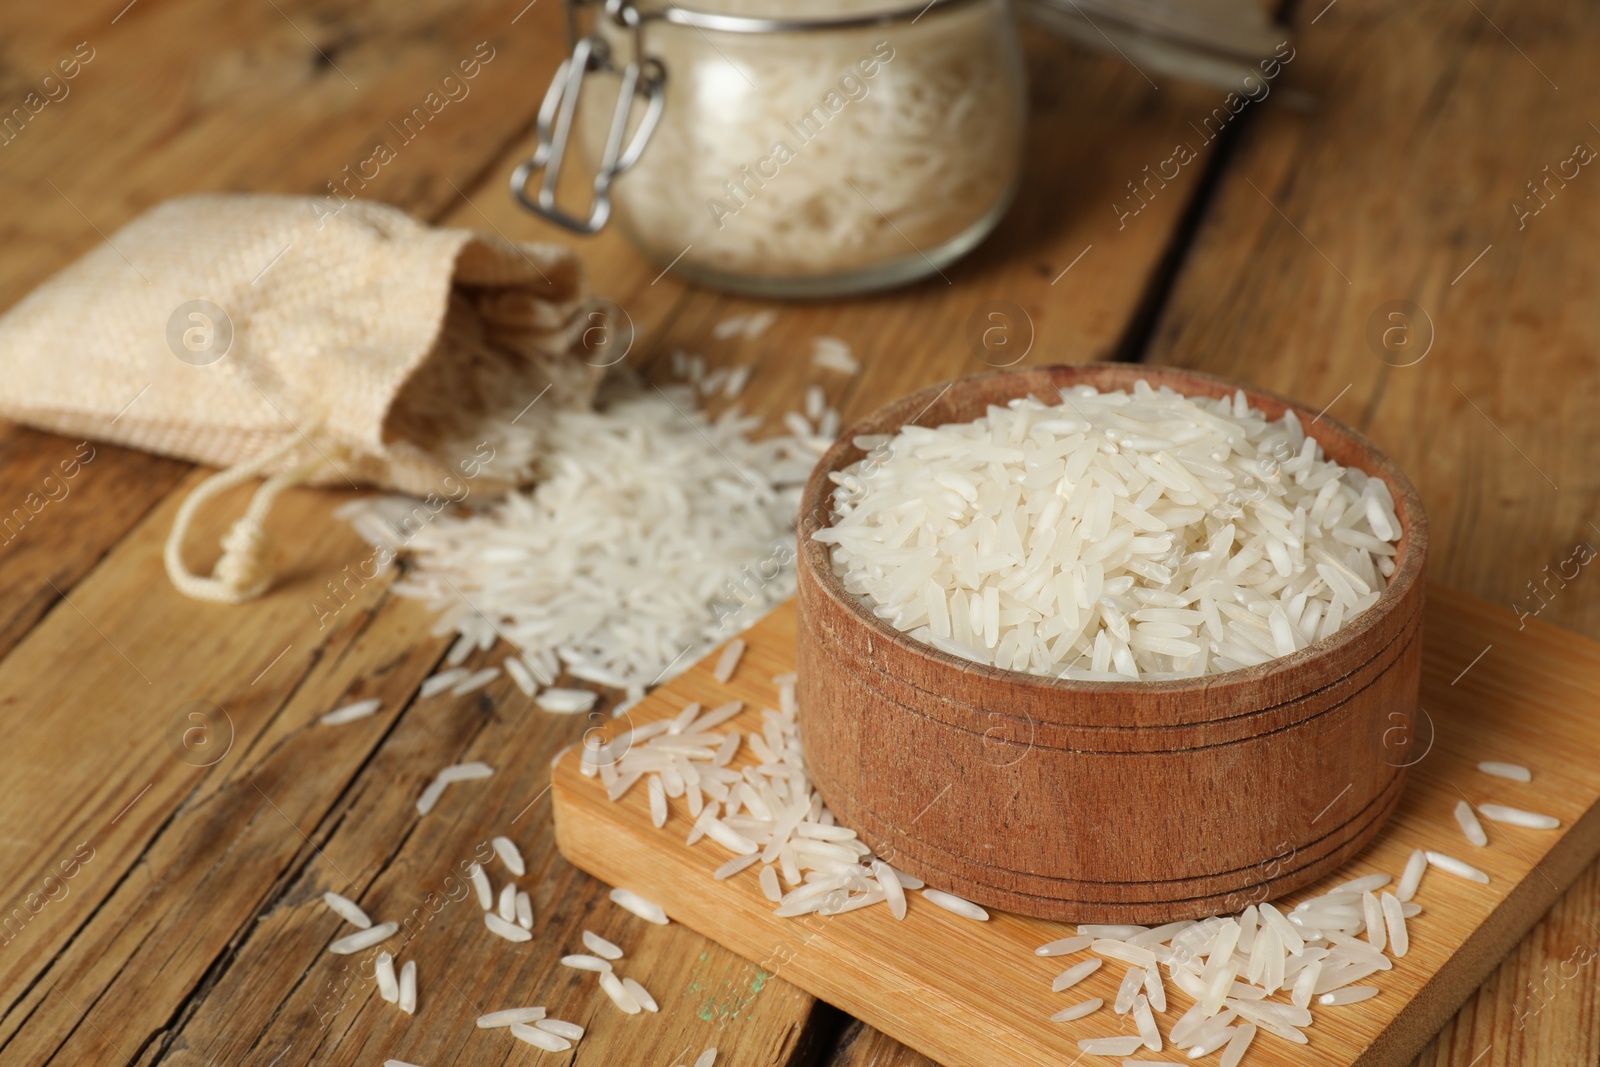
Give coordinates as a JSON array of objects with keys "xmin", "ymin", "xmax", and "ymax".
[
  {"xmin": 344, "ymin": 375, "xmax": 819, "ymax": 690},
  {"xmin": 817, "ymin": 381, "xmax": 1403, "ymax": 680}
]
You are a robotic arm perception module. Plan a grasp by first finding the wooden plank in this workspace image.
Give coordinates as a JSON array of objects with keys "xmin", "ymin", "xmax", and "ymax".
[
  {"xmin": 0, "ymin": 11, "xmax": 1285, "ymax": 1067},
  {"xmin": 0, "ymin": 432, "xmax": 186, "ymax": 660},
  {"xmin": 148, "ymin": 656, "xmax": 835, "ymax": 1067},
  {"xmin": 552, "ymin": 586, "xmax": 1600, "ymax": 1067},
  {"xmin": 1139, "ymin": 0, "xmax": 1600, "ymax": 1062},
  {"xmin": 826, "ymin": 1020, "xmax": 938, "ymax": 1067}
]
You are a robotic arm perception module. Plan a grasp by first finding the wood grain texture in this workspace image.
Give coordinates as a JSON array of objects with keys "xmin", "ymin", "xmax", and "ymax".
[
  {"xmin": 553, "ymin": 586, "xmax": 1600, "ymax": 1067},
  {"xmin": 794, "ymin": 363, "xmax": 1426, "ymax": 919},
  {"xmin": 0, "ymin": 5, "xmax": 1229, "ymax": 1066},
  {"xmin": 1, "ymin": 0, "xmax": 1592, "ymax": 1062},
  {"xmin": 1137, "ymin": 0, "xmax": 1600, "ymax": 1061}
]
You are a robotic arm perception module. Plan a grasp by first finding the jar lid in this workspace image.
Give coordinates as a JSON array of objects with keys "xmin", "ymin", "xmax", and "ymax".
[{"xmin": 629, "ymin": 0, "xmax": 980, "ymax": 33}]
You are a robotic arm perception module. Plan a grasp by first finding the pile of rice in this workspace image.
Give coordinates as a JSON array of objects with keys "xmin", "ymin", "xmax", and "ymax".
[
  {"xmin": 817, "ymin": 381, "xmax": 1403, "ymax": 680},
  {"xmin": 345, "ymin": 374, "xmax": 823, "ymax": 692}
]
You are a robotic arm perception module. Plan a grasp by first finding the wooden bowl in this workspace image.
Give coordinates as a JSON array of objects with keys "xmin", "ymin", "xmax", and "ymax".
[{"xmin": 796, "ymin": 364, "xmax": 1428, "ymax": 923}]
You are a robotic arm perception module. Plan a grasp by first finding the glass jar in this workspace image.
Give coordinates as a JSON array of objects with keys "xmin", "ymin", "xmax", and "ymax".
[{"xmin": 512, "ymin": 0, "xmax": 1026, "ymax": 297}]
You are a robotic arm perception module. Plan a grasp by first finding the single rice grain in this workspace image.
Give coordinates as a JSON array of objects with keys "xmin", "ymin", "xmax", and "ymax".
[
  {"xmin": 492, "ymin": 835, "xmax": 526, "ymax": 876},
  {"xmin": 398, "ymin": 960, "xmax": 417, "ymax": 1014},
  {"xmin": 1454, "ymin": 799, "xmax": 1489, "ymax": 846},
  {"xmin": 1050, "ymin": 997, "xmax": 1102, "ymax": 1023},
  {"xmin": 583, "ymin": 930, "xmax": 624, "ymax": 960},
  {"xmin": 329, "ymin": 922, "xmax": 397, "ymax": 955},
  {"xmin": 610, "ymin": 887, "xmax": 670, "ymax": 925},
  {"xmin": 561, "ymin": 954, "xmax": 613, "ymax": 973},
  {"xmin": 321, "ymin": 698, "xmax": 381, "ymax": 726},
  {"xmin": 1478, "ymin": 803, "xmax": 1560, "ymax": 829},
  {"xmin": 1477, "ymin": 761, "xmax": 1532, "ymax": 782},
  {"xmin": 323, "ymin": 891, "xmax": 371, "ymax": 929},
  {"xmin": 922, "ymin": 888, "xmax": 988, "ymax": 921},
  {"xmin": 478, "ymin": 1007, "xmax": 545, "ymax": 1028},
  {"xmin": 486, "ymin": 912, "xmax": 533, "ymax": 942},
  {"xmin": 1397, "ymin": 848, "xmax": 1428, "ymax": 902},
  {"xmin": 1426, "ymin": 850, "xmax": 1490, "ymax": 883},
  {"xmin": 375, "ymin": 951, "xmax": 399, "ymax": 1002}
]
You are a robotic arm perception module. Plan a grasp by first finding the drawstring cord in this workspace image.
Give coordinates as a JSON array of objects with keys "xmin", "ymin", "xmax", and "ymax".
[{"xmin": 164, "ymin": 432, "xmax": 327, "ymax": 603}]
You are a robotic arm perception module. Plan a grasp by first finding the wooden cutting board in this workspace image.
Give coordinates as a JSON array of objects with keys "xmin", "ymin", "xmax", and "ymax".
[{"xmin": 551, "ymin": 586, "xmax": 1600, "ymax": 1067}]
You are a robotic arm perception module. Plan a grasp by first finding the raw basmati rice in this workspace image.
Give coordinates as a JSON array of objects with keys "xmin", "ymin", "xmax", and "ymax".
[
  {"xmin": 583, "ymin": 930, "xmax": 623, "ymax": 960},
  {"xmin": 713, "ymin": 310, "xmax": 774, "ymax": 340},
  {"xmin": 609, "ymin": 888, "xmax": 669, "ymax": 925},
  {"xmin": 537, "ymin": 1019, "xmax": 584, "ymax": 1040},
  {"xmin": 1477, "ymin": 760, "xmax": 1532, "ymax": 782},
  {"xmin": 1219, "ymin": 1022, "xmax": 1257, "ymax": 1067},
  {"xmin": 693, "ymin": 1049, "xmax": 718, "ymax": 1067},
  {"xmin": 921, "ymin": 888, "xmax": 989, "ymax": 921},
  {"xmin": 622, "ymin": 977, "xmax": 659, "ymax": 1012},
  {"xmin": 561, "ymin": 954, "xmax": 613, "ymax": 973},
  {"xmin": 818, "ymin": 381, "xmax": 1403, "ymax": 679},
  {"xmin": 1381, "ymin": 893, "xmax": 1408, "ymax": 957},
  {"xmin": 1037, "ymin": 935, "xmax": 1094, "ymax": 956},
  {"xmin": 504, "ymin": 657, "xmax": 538, "ymax": 697},
  {"xmin": 1454, "ymin": 800, "xmax": 1489, "ymax": 846},
  {"xmin": 1396, "ymin": 848, "xmax": 1428, "ymax": 901},
  {"xmin": 724, "ymin": 365, "xmax": 753, "ymax": 400},
  {"xmin": 509, "ymin": 1023, "xmax": 570, "ymax": 1052},
  {"xmin": 599, "ymin": 971, "xmax": 643, "ymax": 1014},
  {"xmin": 329, "ymin": 922, "xmax": 397, "ymax": 955},
  {"xmin": 1332, "ymin": 873, "xmax": 1391, "ymax": 894},
  {"xmin": 537, "ymin": 688, "xmax": 600, "ymax": 715},
  {"xmin": 1131, "ymin": 993, "xmax": 1160, "ymax": 1049},
  {"xmin": 398, "ymin": 960, "xmax": 417, "ymax": 1014},
  {"xmin": 375, "ymin": 951, "xmax": 399, "ymax": 1002},
  {"xmin": 713, "ymin": 639, "xmax": 746, "ymax": 684},
  {"xmin": 320, "ymin": 698, "xmax": 382, "ymax": 725},
  {"xmin": 415, "ymin": 780, "xmax": 447, "ymax": 816},
  {"xmin": 714, "ymin": 854, "xmax": 760, "ymax": 880},
  {"xmin": 492, "ymin": 835, "xmax": 526, "ymax": 876},
  {"xmin": 437, "ymin": 761, "xmax": 493, "ymax": 783},
  {"xmin": 1115, "ymin": 968, "xmax": 1145, "ymax": 1013},
  {"xmin": 418, "ymin": 762, "xmax": 493, "ymax": 815},
  {"xmin": 452, "ymin": 667, "xmax": 500, "ymax": 696},
  {"xmin": 1426, "ymin": 850, "xmax": 1490, "ymax": 883},
  {"xmin": 323, "ymin": 891, "xmax": 371, "ymax": 929},
  {"xmin": 805, "ymin": 385, "xmax": 826, "ymax": 422},
  {"xmin": 485, "ymin": 912, "xmax": 533, "ymax": 942},
  {"xmin": 1078, "ymin": 1035, "xmax": 1143, "ymax": 1055},
  {"xmin": 343, "ymin": 378, "xmax": 817, "ymax": 694},
  {"xmin": 516, "ymin": 891, "xmax": 533, "ymax": 930},
  {"xmin": 468, "ymin": 863, "xmax": 493, "ymax": 910},
  {"xmin": 1052, "ymin": 958, "xmax": 1102, "ymax": 992},
  {"xmin": 1049, "ymin": 997, "xmax": 1102, "ymax": 1023},
  {"xmin": 497, "ymin": 883, "xmax": 517, "ymax": 922},
  {"xmin": 1320, "ymin": 985, "xmax": 1380, "ymax": 1005},
  {"xmin": 478, "ymin": 1007, "xmax": 546, "ymax": 1028},
  {"xmin": 1478, "ymin": 803, "xmax": 1560, "ymax": 829},
  {"xmin": 420, "ymin": 668, "xmax": 468, "ymax": 697},
  {"xmin": 812, "ymin": 337, "xmax": 858, "ymax": 374}
]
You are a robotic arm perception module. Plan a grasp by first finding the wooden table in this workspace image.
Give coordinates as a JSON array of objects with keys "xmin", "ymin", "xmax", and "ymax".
[{"xmin": 0, "ymin": 1, "xmax": 1595, "ymax": 1065}]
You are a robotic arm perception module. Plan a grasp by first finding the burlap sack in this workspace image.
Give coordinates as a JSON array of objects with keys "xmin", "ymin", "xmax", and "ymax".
[{"xmin": 0, "ymin": 194, "xmax": 606, "ymax": 602}]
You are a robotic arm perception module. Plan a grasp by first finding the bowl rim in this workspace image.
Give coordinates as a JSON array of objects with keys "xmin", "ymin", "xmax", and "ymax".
[{"xmin": 796, "ymin": 362, "xmax": 1429, "ymax": 697}]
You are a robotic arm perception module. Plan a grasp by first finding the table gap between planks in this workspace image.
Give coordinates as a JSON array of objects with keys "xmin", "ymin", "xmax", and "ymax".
[{"xmin": 0, "ymin": 0, "xmax": 1594, "ymax": 1065}]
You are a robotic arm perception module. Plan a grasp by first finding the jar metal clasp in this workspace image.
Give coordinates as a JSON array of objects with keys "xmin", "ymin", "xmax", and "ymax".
[{"xmin": 510, "ymin": 0, "xmax": 665, "ymax": 235}]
